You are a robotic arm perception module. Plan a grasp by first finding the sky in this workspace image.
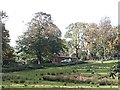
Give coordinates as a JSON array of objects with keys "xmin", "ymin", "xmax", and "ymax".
[{"xmin": 0, "ymin": 0, "xmax": 119, "ymax": 47}]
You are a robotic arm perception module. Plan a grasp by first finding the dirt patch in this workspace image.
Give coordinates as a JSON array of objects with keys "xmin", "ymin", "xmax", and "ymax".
[
  {"xmin": 43, "ymin": 73, "xmax": 95, "ymax": 84},
  {"xmin": 62, "ymin": 74, "xmax": 93, "ymax": 81}
]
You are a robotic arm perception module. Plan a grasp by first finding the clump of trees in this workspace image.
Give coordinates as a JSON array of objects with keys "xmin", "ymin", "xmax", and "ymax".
[
  {"xmin": 65, "ymin": 17, "xmax": 120, "ymax": 60},
  {"xmin": 16, "ymin": 12, "xmax": 68, "ymax": 64},
  {"xmin": 1, "ymin": 10, "xmax": 120, "ymax": 65}
]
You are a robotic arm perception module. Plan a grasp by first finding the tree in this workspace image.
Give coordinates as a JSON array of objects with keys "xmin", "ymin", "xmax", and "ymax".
[
  {"xmin": 2, "ymin": 24, "xmax": 14, "ymax": 60},
  {"xmin": 65, "ymin": 22, "xmax": 88, "ymax": 59},
  {"xmin": 112, "ymin": 26, "xmax": 120, "ymax": 58},
  {"xmin": 16, "ymin": 12, "xmax": 66, "ymax": 64},
  {"xmin": 0, "ymin": 11, "xmax": 8, "ymax": 22},
  {"xmin": 84, "ymin": 23, "xmax": 99, "ymax": 60},
  {"xmin": 98, "ymin": 17, "xmax": 112, "ymax": 60},
  {"xmin": 0, "ymin": 11, "xmax": 15, "ymax": 64}
]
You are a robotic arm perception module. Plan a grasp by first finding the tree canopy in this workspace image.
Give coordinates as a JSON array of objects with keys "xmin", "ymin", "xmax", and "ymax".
[
  {"xmin": 65, "ymin": 17, "xmax": 120, "ymax": 60},
  {"xmin": 0, "ymin": 11, "xmax": 15, "ymax": 62},
  {"xmin": 16, "ymin": 12, "xmax": 67, "ymax": 64}
]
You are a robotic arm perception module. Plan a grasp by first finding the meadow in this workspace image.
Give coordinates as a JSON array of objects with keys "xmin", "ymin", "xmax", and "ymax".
[{"xmin": 2, "ymin": 60, "xmax": 119, "ymax": 89}]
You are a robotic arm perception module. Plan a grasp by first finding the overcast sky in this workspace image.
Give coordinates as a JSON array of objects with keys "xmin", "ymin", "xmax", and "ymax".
[{"xmin": 0, "ymin": 0, "xmax": 119, "ymax": 47}]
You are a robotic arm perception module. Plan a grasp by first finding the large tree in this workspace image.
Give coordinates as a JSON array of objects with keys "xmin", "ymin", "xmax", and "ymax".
[
  {"xmin": 84, "ymin": 23, "xmax": 99, "ymax": 59},
  {"xmin": 98, "ymin": 17, "xmax": 112, "ymax": 59},
  {"xmin": 0, "ymin": 11, "xmax": 15, "ymax": 63},
  {"xmin": 65, "ymin": 22, "xmax": 88, "ymax": 59},
  {"xmin": 16, "ymin": 12, "xmax": 66, "ymax": 64}
]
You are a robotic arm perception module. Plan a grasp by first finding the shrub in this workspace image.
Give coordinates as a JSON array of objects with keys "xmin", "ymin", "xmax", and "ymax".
[
  {"xmin": 26, "ymin": 78, "xmax": 28, "ymax": 80},
  {"xmin": 85, "ymin": 79, "xmax": 93, "ymax": 84},
  {"xmin": 14, "ymin": 80, "xmax": 19, "ymax": 84},
  {"xmin": 91, "ymin": 70, "xmax": 95, "ymax": 74},
  {"xmin": 99, "ymin": 81, "xmax": 106, "ymax": 85},
  {"xmin": 97, "ymin": 83, "xmax": 99, "ymax": 87},
  {"xmin": 63, "ymin": 83, "xmax": 67, "ymax": 86},
  {"xmin": 2, "ymin": 86, "xmax": 4, "ymax": 89},
  {"xmin": 20, "ymin": 80, "xmax": 25, "ymax": 83},
  {"xmin": 86, "ymin": 69, "xmax": 91, "ymax": 72},
  {"xmin": 72, "ymin": 70, "xmax": 76, "ymax": 73},
  {"xmin": 68, "ymin": 73, "xmax": 71, "ymax": 75},
  {"xmin": 39, "ymin": 78, "xmax": 42, "ymax": 80},
  {"xmin": 51, "ymin": 73, "xmax": 56, "ymax": 75},
  {"xmin": 60, "ymin": 72, "xmax": 63, "ymax": 74},
  {"xmin": 56, "ymin": 73, "xmax": 60, "ymax": 75},
  {"xmin": 97, "ymin": 79, "xmax": 111, "ymax": 85},
  {"xmin": 47, "ymin": 72, "xmax": 50, "ymax": 75},
  {"xmin": 16, "ymin": 76, "xmax": 20, "ymax": 79},
  {"xmin": 7, "ymin": 78, "xmax": 10, "ymax": 80},
  {"xmin": 40, "ymin": 73, "xmax": 44, "ymax": 76},
  {"xmin": 24, "ymin": 84, "xmax": 28, "ymax": 87},
  {"xmin": 33, "ymin": 81, "xmax": 37, "ymax": 84}
]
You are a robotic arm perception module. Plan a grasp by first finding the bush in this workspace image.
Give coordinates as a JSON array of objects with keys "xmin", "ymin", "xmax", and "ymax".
[
  {"xmin": 47, "ymin": 72, "xmax": 50, "ymax": 75},
  {"xmin": 40, "ymin": 73, "xmax": 44, "ymax": 76},
  {"xmin": 2, "ymin": 86, "xmax": 4, "ymax": 89},
  {"xmin": 97, "ymin": 84, "xmax": 99, "ymax": 87},
  {"xmin": 14, "ymin": 80, "xmax": 19, "ymax": 84},
  {"xmin": 20, "ymin": 80, "xmax": 25, "ymax": 83},
  {"xmin": 97, "ymin": 79, "xmax": 111, "ymax": 85},
  {"xmin": 51, "ymin": 73, "xmax": 56, "ymax": 75},
  {"xmin": 85, "ymin": 79, "xmax": 92, "ymax": 84},
  {"xmin": 33, "ymin": 81, "xmax": 37, "ymax": 84},
  {"xmin": 24, "ymin": 84, "xmax": 28, "ymax": 87},
  {"xmin": 86, "ymin": 69, "xmax": 91, "ymax": 72},
  {"xmin": 63, "ymin": 83, "xmax": 67, "ymax": 86},
  {"xmin": 72, "ymin": 70, "xmax": 76, "ymax": 73},
  {"xmin": 60, "ymin": 72, "xmax": 63, "ymax": 74},
  {"xmin": 39, "ymin": 78, "xmax": 42, "ymax": 80},
  {"xmin": 26, "ymin": 78, "xmax": 28, "ymax": 80},
  {"xmin": 91, "ymin": 71, "xmax": 94, "ymax": 74}
]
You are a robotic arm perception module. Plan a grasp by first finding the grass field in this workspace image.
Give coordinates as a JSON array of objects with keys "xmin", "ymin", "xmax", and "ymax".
[{"xmin": 1, "ymin": 60, "xmax": 119, "ymax": 89}]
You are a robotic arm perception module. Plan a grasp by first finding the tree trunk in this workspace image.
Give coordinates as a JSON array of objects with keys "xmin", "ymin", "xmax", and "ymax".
[
  {"xmin": 76, "ymin": 47, "xmax": 79, "ymax": 59},
  {"xmin": 103, "ymin": 46, "xmax": 106, "ymax": 60},
  {"xmin": 0, "ymin": 23, "xmax": 2, "ymax": 66},
  {"xmin": 36, "ymin": 51, "xmax": 42, "ymax": 64}
]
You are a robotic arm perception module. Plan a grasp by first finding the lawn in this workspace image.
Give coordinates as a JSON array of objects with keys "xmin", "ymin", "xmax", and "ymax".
[{"xmin": 1, "ymin": 60, "xmax": 119, "ymax": 89}]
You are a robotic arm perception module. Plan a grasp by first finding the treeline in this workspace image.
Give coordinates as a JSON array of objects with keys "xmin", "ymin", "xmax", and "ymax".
[
  {"xmin": 1, "ymin": 11, "xmax": 67, "ymax": 65},
  {"xmin": 1, "ymin": 11, "xmax": 120, "ymax": 65},
  {"xmin": 65, "ymin": 17, "xmax": 120, "ymax": 60}
]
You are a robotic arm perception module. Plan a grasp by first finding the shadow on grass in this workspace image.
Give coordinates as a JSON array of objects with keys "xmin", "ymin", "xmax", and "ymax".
[{"xmin": 2, "ymin": 61, "xmax": 88, "ymax": 73}]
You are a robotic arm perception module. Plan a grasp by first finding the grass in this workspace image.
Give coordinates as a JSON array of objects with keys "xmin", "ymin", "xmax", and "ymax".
[
  {"xmin": 2, "ymin": 59, "xmax": 119, "ymax": 88},
  {"xmin": 2, "ymin": 84, "xmax": 118, "ymax": 88}
]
